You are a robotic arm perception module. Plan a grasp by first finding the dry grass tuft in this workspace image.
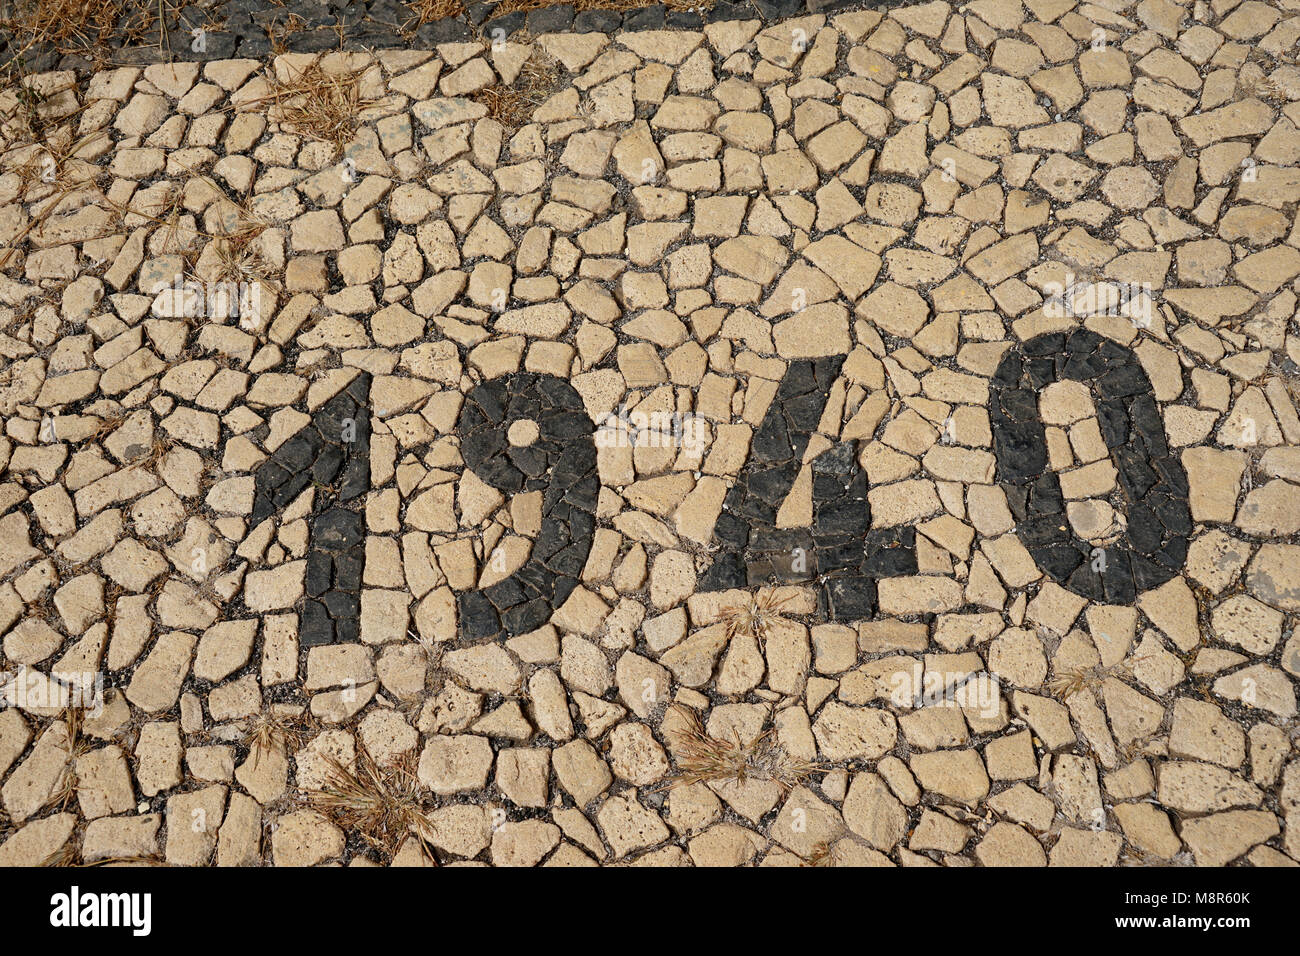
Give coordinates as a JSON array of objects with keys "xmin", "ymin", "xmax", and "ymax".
[
  {"xmin": 67, "ymin": 854, "xmax": 167, "ymax": 867},
  {"xmin": 1116, "ymin": 734, "xmax": 1158, "ymax": 765},
  {"xmin": 202, "ymin": 186, "xmax": 272, "ymax": 247},
  {"xmin": 242, "ymin": 706, "xmax": 311, "ymax": 762},
  {"xmin": 62, "ymin": 701, "xmax": 93, "ymax": 756},
  {"xmin": 254, "ymin": 56, "xmax": 378, "ymax": 157},
  {"xmin": 40, "ymin": 839, "xmax": 80, "ymax": 867},
  {"xmin": 472, "ymin": 54, "xmax": 560, "ymax": 129},
  {"xmin": 100, "ymin": 179, "xmax": 196, "ymax": 259},
  {"xmin": 123, "ymin": 433, "xmax": 171, "ymax": 472},
  {"xmin": 209, "ymin": 234, "xmax": 276, "ymax": 287},
  {"xmin": 87, "ymin": 406, "xmax": 128, "ymax": 443},
  {"xmin": 304, "ymin": 745, "xmax": 438, "ymax": 861},
  {"xmin": 800, "ymin": 840, "xmax": 838, "ymax": 867},
  {"xmin": 473, "ymin": 84, "xmax": 534, "ymax": 129},
  {"xmin": 1046, "ymin": 656, "xmax": 1149, "ymax": 701},
  {"xmin": 0, "ymin": 0, "xmax": 124, "ymax": 71},
  {"xmin": 38, "ymin": 701, "xmax": 99, "ymax": 815},
  {"xmin": 0, "ymin": 76, "xmax": 84, "ymax": 165},
  {"xmin": 0, "ymin": 69, "xmax": 106, "ymax": 270},
  {"xmin": 663, "ymin": 704, "xmax": 819, "ymax": 793},
  {"xmin": 266, "ymin": 13, "xmax": 307, "ymax": 56},
  {"xmin": 717, "ymin": 588, "xmax": 796, "ymax": 650},
  {"xmin": 41, "ymin": 835, "xmax": 164, "ymax": 867},
  {"xmin": 486, "ymin": 0, "xmax": 712, "ymax": 21},
  {"xmin": 1250, "ymin": 74, "xmax": 1289, "ymax": 103},
  {"xmin": 43, "ymin": 763, "xmax": 78, "ymax": 813},
  {"xmin": 1273, "ymin": 361, "xmax": 1300, "ymax": 411},
  {"xmin": 402, "ymin": 0, "xmax": 467, "ymax": 34},
  {"xmin": 98, "ymin": 166, "xmax": 272, "ymax": 288},
  {"xmin": 408, "ymin": 624, "xmax": 440, "ymax": 664},
  {"xmin": 0, "ymin": 0, "xmax": 205, "ymax": 68},
  {"xmin": 1044, "ymin": 665, "xmax": 1101, "ymax": 701}
]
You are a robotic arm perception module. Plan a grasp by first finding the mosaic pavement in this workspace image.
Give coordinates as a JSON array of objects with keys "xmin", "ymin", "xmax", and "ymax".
[{"xmin": 0, "ymin": 0, "xmax": 1299, "ymax": 867}]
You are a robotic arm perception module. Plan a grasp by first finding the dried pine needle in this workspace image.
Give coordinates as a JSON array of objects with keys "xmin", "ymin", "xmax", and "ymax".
[
  {"xmin": 304, "ymin": 746, "xmax": 439, "ymax": 860},
  {"xmin": 663, "ymin": 704, "xmax": 819, "ymax": 793},
  {"xmin": 247, "ymin": 56, "xmax": 379, "ymax": 156}
]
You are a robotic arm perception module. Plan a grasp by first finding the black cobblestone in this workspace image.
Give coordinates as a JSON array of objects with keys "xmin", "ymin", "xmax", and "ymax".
[
  {"xmin": 0, "ymin": 0, "xmax": 907, "ymax": 72},
  {"xmin": 989, "ymin": 330, "xmax": 1192, "ymax": 604},
  {"xmin": 698, "ymin": 357, "xmax": 916, "ymax": 621},
  {"xmin": 250, "ymin": 373, "xmax": 372, "ymax": 654},
  {"xmin": 455, "ymin": 372, "xmax": 599, "ymax": 642}
]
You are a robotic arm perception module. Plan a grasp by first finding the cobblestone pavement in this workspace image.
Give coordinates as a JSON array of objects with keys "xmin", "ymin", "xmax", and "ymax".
[
  {"xmin": 0, "ymin": 0, "xmax": 866, "ymax": 71},
  {"xmin": 1, "ymin": 0, "xmax": 1299, "ymax": 868}
]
